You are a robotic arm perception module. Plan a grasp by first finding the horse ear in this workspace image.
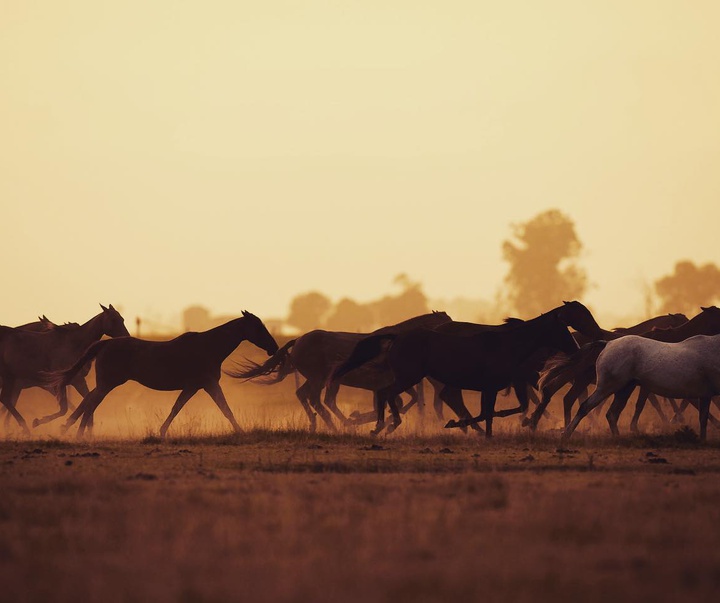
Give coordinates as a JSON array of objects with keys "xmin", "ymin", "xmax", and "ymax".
[
  {"xmin": 100, "ymin": 304, "xmax": 108, "ymax": 311},
  {"xmin": 242, "ymin": 310, "xmax": 248, "ymax": 317},
  {"xmin": 109, "ymin": 304, "xmax": 115, "ymax": 311}
]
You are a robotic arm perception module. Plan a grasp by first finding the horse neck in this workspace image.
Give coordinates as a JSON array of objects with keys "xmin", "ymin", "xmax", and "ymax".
[
  {"xmin": 569, "ymin": 316, "xmax": 610, "ymax": 341},
  {"xmin": 504, "ymin": 313, "xmax": 565, "ymax": 361},
  {"xmin": 202, "ymin": 318, "xmax": 251, "ymax": 359},
  {"xmin": 67, "ymin": 313, "xmax": 108, "ymax": 348}
]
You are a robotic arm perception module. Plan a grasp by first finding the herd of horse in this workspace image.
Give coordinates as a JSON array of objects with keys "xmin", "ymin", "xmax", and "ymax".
[{"xmin": 1, "ymin": 301, "xmax": 720, "ymax": 441}]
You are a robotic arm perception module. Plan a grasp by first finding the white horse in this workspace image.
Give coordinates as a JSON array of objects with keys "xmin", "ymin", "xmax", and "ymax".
[{"xmin": 562, "ymin": 335, "xmax": 720, "ymax": 441}]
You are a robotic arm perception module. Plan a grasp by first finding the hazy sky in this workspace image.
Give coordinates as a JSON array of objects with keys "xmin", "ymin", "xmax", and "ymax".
[{"xmin": 2, "ymin": 1, "xmax": 719, "ymax": 330}]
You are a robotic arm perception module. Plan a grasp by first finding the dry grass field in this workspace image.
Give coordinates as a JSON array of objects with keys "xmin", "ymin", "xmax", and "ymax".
[{"xmin": 2, "ymin": 345, "xmax": 720, "ymax": 603}]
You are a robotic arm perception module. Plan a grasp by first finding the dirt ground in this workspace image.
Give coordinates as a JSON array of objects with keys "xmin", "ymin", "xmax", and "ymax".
[{"xmin": 2, "ymin": 420, "xmax": 720, "ymax": 603}]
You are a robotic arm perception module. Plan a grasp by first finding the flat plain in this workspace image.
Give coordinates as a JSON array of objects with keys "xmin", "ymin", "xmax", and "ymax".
[{"xmin": 2, "ymin": 416, "xmax": 720, "ymax": 603}]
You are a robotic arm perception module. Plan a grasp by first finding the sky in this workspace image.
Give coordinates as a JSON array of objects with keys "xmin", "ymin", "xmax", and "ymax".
[{"xmin": 1, "ymin": 1, "xmax": 719, "ymax": 331}]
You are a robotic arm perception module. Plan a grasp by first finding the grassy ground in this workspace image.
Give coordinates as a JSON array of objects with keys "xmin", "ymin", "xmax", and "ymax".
[{"xmin": 2, "ymin": 427, "xmax": 720, "ymax": 603}]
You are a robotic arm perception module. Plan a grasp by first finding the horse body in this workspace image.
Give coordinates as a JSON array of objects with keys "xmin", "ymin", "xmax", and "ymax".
[
  {"xmin": 0, "ymin": 305, "xmax": 129, "ymax": 432},
  {"xmin": 564, "ymin": 334, "xmax": 720, "ymax": 440},
  {"xmin": 51, "ymin": 312, "xmax": 279, "ymax": 437}
]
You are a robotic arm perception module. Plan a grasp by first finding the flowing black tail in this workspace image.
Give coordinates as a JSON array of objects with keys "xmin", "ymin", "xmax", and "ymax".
[
  {"xmin": 224, "ymin": 339, "xmax": 297, "ymax": 384},
  {"xmin": 330, "ymin": 334, "xmax": 396, "ymax": 383},
  {"xmin": 39, "ymin": 339, "xmax": 112, "ymax": 393},
  {"xmin": 539, "ymin": 340, "xmax": 607, "ymax": 391}
]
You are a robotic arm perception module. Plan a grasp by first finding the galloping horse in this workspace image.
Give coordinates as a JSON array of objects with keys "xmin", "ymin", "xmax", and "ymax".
[
  {"xmin": 562, "ymin": 335, "xmax": 720, "ymax": 441},
  {"xmin": 0, "ymin": 305, "xmax": 129, "ymax": 433},
  {"xmin": 331, "ymin": 307, "xmax": 579, "ymax": 437},
  {"xmin": 226, "ymin": 312, "xmax": 452, "ymax": 431},
  {"xmin": 523, "ymin": 311, "xmax": 690, "ymax": 432},
  {"xmin": 0, "ymin": 317, "xmax": 84, "ymax": 427},
  {"xmin": 43, "ymin": 311, "xmax": 278, "ymax": 437},
  {"xmin": 424, "ymin": 301, "xmax": 603, "ymax": 425}
]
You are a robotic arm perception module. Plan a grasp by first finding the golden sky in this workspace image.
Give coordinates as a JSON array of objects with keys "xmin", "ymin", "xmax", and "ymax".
[{"xmin": 1, "ymin": 1, "xmax": 719, "ymax": 329}]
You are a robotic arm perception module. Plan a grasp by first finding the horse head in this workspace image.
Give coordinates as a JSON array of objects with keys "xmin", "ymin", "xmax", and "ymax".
[
  {"xmin": 558, "ymin": 300, "xmax": 599, "ymax": 336},
  {"xmin": 547, "ymin": 308, "xmax": 581, "ymax": 355},
  {"xmin": 241, "ymin": 310, "xmax": 279, "ymax": 356},
  {"xmin": 99, "ymin": 304, "xmax": 131, "ymax": 337}
]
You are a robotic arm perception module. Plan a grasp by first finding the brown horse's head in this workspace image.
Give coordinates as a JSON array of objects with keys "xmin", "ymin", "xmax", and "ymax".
[
  {"xmin": 99, "ymin": 304, "xmax": 131, "ymax": 337},
  {"xmin": 241, "ymin": 311, "xmax": 279, "ymax": 356}
]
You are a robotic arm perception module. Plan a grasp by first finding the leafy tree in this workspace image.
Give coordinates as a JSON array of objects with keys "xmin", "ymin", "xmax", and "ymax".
[
  {"xmin": 286, "ymin": 291, "xmax": 331, "ymax": 332},
  {"xmin": 324, "ymin": 298, "xmax": 375, "ymax": 332},
  {"xmin": 502, "ymin": 209, "xmax": 587, "ymax": 317},
  {"xmin": 654, "ymin": 260, "xmax": 720, "ymax": 315},
  {"xmin": 369, "ymin": 274, "xmax": 429, "ymax": 326}
]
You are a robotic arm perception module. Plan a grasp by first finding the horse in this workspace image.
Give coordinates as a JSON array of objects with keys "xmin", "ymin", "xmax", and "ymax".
[
  {"xmin": 225, "ymin": 312, "xmax": 452, "ymax": 432},
  {"xmin": 41, "ymin": 311, "xmax": 278, "ymax": 438},
  {"xmin": 330, "ymin": 306, "xmax": 579, "ymax": 437},
  {"xmin": 423, "ymin": 300, "xmax": 604, "ymax": 426},
  {"xmin": 523, "ymin": 311, "xmax": 690, "ymax": 432},
  {"xmin": 562, "ymin": 335, "xmax": 720, "ymax": 442},
  {"xmin": 0, "ymin": 317, "xmax": 84, "ymax": 428},
  {"xmin": 0, "ymin": 305, "xmax": 129, "ymax": 433}
]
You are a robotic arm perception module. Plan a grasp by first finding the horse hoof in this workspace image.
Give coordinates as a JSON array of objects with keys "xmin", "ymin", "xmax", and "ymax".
[
  {"xmin": 32, "ymin": 418, "xmax": 40, "ymax": 429},
  {"xmin": 444, "ymin": 420, "xmax": 459, "ymax": 429}
]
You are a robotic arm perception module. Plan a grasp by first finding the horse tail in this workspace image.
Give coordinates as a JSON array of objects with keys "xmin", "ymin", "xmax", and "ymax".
[
  {"xmin": 539, "ymin": 340, "xmax": 607, "ymax": 391},
  {"xmin": 39, "ymin": 339, "xmax": 111, "ymax": 392},
  {"xmin": 330, "ymin": 334, "xmax": 396, "ymax": 383},
  {"xmin": 224, "ymin": 339, "xmax": 297, "ymax": 384}
]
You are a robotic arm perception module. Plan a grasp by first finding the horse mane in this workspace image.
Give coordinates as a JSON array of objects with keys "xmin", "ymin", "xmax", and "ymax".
[{"xmin": 503, "ymin": 317, "xmax": 525, "ymax": 326}]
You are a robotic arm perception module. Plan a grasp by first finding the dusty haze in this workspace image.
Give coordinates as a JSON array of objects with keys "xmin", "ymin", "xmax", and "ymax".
[{"xmin": 2, "ymin": 1, "xmax": 719, "ymax": 327}]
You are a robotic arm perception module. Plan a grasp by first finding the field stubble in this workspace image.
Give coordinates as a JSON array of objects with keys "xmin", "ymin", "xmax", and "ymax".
[
  {"xmin": 3, "ymin": 350, "xmax": 720, "ymax": 602},
  {"xmin": 2, "ymin": 426, "xmax": 720, "ymax": 603}
]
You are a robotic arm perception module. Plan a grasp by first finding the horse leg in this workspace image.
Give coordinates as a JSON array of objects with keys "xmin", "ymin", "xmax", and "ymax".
[
  {"xmin": 416, "ymin": 379, "xmax": 425, "ymax": 414},
  {"xmin": 73, "ymin": 388, "xmax": 111, "ymax": 438},
  {"xmin": 306, "ymin": 384, "xmax": 336, "ymax": 432},
  {"xmin": 295, "ymin": 381, "xmax": 318, "ymax": 432},
  {"xmin": 399, "ymin": 387, "xmax": 418, "ymax": 414},
  {"xmin": 385, "ymin": 393, "xmax": 403, "ymax": 434},
  {"xmin": 563, "ymin": 380, "xmax": 590, "ymax": 428},
  {"xmin": 643, "ymin": 392, "xmax": 669, "ymax": 429},
  {"xmin": 33, "ymin": 386, "xmax": 71, "ymax": 428},
  {"xmin": 698, "ymin": 397, "xmax": 711, "ymax": 442},
  {"xmin": 159, "ymin": 388, "xmax": 199, "ymax": 438},
  {"xmin": 563, "ymin": 384, "xmax": 618, "ymax": 440},
  {"xmin": 322, "ymin": 381, "xmax": 351, "ymax": 426},
  {"xmin": 427, "ymin": 377, "xmax": 445, "ymax": 421},
  {"xmin": 370, "ymin": 387, "xmax": 390, "ymax": 436},
  {"xmin": 0, "ymin": 378, "xmax": 31, "ymax": 435},
  {"xmin": 605, "ymin": 384, "xmax": 636, "ymax": 436},
  {"xmin": 440, "ymin": 387, "xmax": 484, "ymax": 434},
  {"xmin": 481, "ymin": 390, "xmax": 498, "ymax": 438},
  {"xmin": 524, "ymin": 370, "xmax": 569, "ymax": 430},
  {"xmin": 628, "ymin": 388, "xmax": 649, "ymax": 434},
  {"xmin": 204, "ymin": 381, "xmax": 243, "ymax": 433}
]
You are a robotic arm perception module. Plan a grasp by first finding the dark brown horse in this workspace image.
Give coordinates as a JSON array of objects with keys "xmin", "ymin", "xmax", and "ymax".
[
  {"xmin": 331, "ymin": 306, "xmax": 579, "ymax": 437},
  {"xmin": 43, "ymin": 311, "xmax": 278, "ymax": 437},
  {"xmin": 424, "ymin": 300, "xmax": 603, "ymax": 426},
  {"xmin": 225, "ymin": 312, "xmax": 452, "ymax": 431},
  {"xmin": 0, "ymin": 305, "xmax": 129, "ymax": 433},
  {"xmin": 0, "ymin": 317, "xmax": 85, "ymax": 428}
]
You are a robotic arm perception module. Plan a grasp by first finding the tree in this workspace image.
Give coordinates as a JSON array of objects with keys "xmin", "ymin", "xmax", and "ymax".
[
  {"xmin": 502, "ymin": 209, "xmax": 587, "ymax": 317},
  {"xmin": 324, "ymin": 298, "xmax": 375, "ymax": 332},
  {"xmin": 654, "ymin": 260, "xmax": 720, "ymax": 315},
  {"xmin": 286, "ymin": 291, "xmax": 331, "ymax": 332},
  {"xmin": 369, "ymin": 274, "xmax": 429, "ymax": 326}
]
